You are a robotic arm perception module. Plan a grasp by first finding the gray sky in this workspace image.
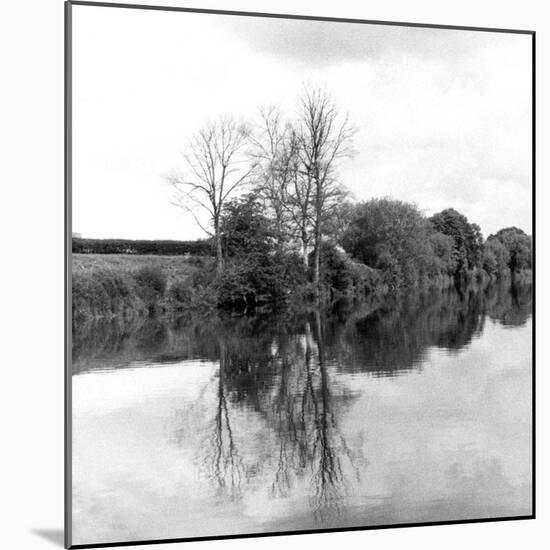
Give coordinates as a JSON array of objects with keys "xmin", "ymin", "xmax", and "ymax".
[{"xmin": 72, "ymin": 5, "xmax": 532, "ymax": 240}]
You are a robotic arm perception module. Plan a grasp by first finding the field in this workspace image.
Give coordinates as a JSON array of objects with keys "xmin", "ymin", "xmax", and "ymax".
[{"xmin": 72, "ymin": 253, "xmax": 204, "ymax": 286}]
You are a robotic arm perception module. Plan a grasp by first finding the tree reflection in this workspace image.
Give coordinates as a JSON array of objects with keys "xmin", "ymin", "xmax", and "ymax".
[
  {"xmin": 266, "ymin": 317, "xmax": 355, "ymax": 520},
  {"xmin": 308, "ymin": 311, "xmax": 358, "ymax": 521},
  {"xmin": 327, "ymin": 283, "xmax": 532, "ymax": 376},
  {"xmin": 185, "ymin": 284, "xmax": 531, "ymax": 519},
  {"xmin": 200, "ymin": 338, "xmax": 245, "ymax": 501},
  {"xmin": 73, "ymin": 283, "xmax": 532, "ymax": 520},
  {"xmin": 485, "ymin": 282, "xmax": 532, "ymax": 327},
  {"xmin": 186, "ymin": 311, "xmax": 366, "ymax": 520},
  {"xmin": 73, "ymin": 283, "xmax": 531, "ymax": 375}
]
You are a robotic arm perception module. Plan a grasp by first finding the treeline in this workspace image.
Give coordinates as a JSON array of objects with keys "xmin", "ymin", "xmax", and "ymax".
[
  {"xmin": 72, "ymin": 200, "xmax": 532, "ymax": 322},
  {"xmin": 208, "ymin": 195, "xmax": 532, "ymax": 310},
  {"xmin": 342, "ymin": 200, "xmax": 532, "ymax": 292},
  {"xmin": 163, "ymin": 87, "xmax": 531, "ymax": 310},
  {"xmin": 72, "ymin": 237, "xmax": 212, "ymax": 256},
  {"xmin": 72, "ymin": 87, "xmax": 532, "ymax": 320}
]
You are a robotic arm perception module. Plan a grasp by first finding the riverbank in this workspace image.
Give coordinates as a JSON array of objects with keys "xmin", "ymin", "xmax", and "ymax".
[
  {"xmin": 72, "ymin": 253, "xmax": 532, "ymax": 325},
  {"xmin": 72, "ymin": 253, "xmax": 217, "ymax": 323}
]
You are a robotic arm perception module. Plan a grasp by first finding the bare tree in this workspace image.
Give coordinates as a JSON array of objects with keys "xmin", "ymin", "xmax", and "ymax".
[
  {"xmin": 286, "ymin": 146, "xmax": 315, "ymax": 266},
  {"xmin": 251, "ymin": 106, "xmax": 316, "ymax": 265},
  {"xmin": 168, "ymin": 116, "xmax": 255, "ymax": 273},
  {"xmin": 250, "ymin": 106, "xmax": 298, "ymax": 245},
  {"xmin": 296, "ymin": 88, "xmax": 356, "ymax": 296}
]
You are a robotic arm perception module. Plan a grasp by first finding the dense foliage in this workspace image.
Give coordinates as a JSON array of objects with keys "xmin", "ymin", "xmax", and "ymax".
[
  {"xmin": 217, "ymin": 195, "xmax": 307, "ymax": 310},
  {"xmin": 341, "ymin": 199, "xmax": 455, "ymax": 291},
  {"xmin": 216, "ymin": 196, "xmax": 387, "ymax": 309},
  {"xmin": 429, "ymin": 208, "xmax": 484, "ymax": 275},
  {"xmin": 488, "ymin": 227, "xmax": 532, "ymax": 274},
  {"xmin": 73, "ymin": 197, "xmax": 532, "ymax": 320},
  {"xmin": 338, "ymin": 200, "xmax": 531, "ymax": 293},
  {"xmin": 482, "ymin": 238, "xmax": 510, "ymax": 279},
  {"xmin": 315, "ymin": 241, "xmax": 382, "ymax": 299}
]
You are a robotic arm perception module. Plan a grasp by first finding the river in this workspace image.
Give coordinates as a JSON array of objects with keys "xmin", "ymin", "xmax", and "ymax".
[{"xmin": 71, "ymin": 284, "xmax": 532, "ymax": 545}]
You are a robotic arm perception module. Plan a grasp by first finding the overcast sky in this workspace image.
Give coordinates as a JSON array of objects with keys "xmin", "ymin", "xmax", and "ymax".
[{"xmin": 72, "ymin": 5, "xmax": 532, "ymax": 241}]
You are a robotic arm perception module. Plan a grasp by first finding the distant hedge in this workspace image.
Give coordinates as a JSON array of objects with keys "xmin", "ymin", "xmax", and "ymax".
[{"xmin": 72, "ymin": 237, "xmax": 213, "ymax": 256}]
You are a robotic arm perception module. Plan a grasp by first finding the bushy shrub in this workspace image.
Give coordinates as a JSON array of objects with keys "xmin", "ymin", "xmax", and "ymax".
[
  {"xmin": 134, "ymin": 265, "xmax": 167, "ymax": 295},
  {"xmin": 347, "ymin": 258, "xmax": 383, "ymax": 295},
  {"xmin": 217, "ymin": 252, "xmax": 309, "ymax": 310},
  {"xmin": 72, "ymin": 272, "xmax": 109, "ymax": 322},
  {"xmin": 169, "ymin": 280, "xmax": 193, "ymax": 305},
  {"xmin": 72, "ymin": 269, "xmax": 147, "ymax": 322},
  {"xmin": 168, "ymin": 265, "xmax": 218, "ymax": 311},
  {"xmin": 189, "ymin": 265, "xmax": 216, "ymax": 288},
  {"xmin": 216, "ymin": 263, "xmax": 254, "ymax": 309},
  {"xmin": 315, "ymin": 242, "xmax": 382, "ymax": 299},
  {"xmin": 217, "ymin": 195, "xmax": 309, "ymax": 310}
]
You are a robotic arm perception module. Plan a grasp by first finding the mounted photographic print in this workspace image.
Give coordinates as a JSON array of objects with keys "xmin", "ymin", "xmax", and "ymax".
[{"xmin": 65, "ymin": 1, "xmax": 535, "ymax": 548}]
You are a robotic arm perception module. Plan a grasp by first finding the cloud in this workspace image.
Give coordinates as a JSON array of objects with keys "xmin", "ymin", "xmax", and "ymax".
[
  {"xmin": 71, "ymin": 6, "xmax": 532, "ymax": 240},
  {"xmin": 217, "ymin": 15, "xmax": 502, "ymax": 67}
]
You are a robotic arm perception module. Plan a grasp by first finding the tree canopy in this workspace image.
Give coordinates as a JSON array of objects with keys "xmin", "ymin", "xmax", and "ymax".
[
  {"xmin": 165, "ymin": 90, "xmax": 532, "ymax": 309},
  {"xmin": 488, "ymin": 227, "xmax": 532, "ymax": 273},
  {"xmin": 341, "ymin": 199, "xmax": 455, "ymax": 290},
  {"xmin": 429, "ymin": 208, "xmax": 484, "ymax": 275}
]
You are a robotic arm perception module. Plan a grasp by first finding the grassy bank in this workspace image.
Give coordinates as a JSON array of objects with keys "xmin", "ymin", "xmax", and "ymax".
[
  {"xmin": 72, "ymin": 254, "xmax": 216, "ymax": 323},
  {"xmin": 72, "ymin": 252, "xmax": 532, "ymax": 325}
]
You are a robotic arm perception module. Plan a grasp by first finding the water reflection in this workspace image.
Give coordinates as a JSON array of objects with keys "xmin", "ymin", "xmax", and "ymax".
[
  {"xmin": 73, "ymin": 283, "xmax": 532, "ymax": 376},
  {"xmin": 72, "ymin": 283, "xmax": 532, "ymax": 544},
  {"xmin": 202, "ymin": 342, "xmax": 246, "ymax": 502}
]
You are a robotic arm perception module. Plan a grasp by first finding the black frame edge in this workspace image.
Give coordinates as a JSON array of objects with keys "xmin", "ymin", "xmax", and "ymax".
[
  {"xmin": 64, "ymin": 1, "xmax": 73, "ymax": 548},
  {"xmin": 531, "ymin": 30, "xmax": 536, "ymax": 520},
  {"xmin": 67, "ymin": 0, "xmax": 535, "ymax": 35},
  {"xmin": 68, "ymin": 515, "xmax": 535, "ymax": 549}
]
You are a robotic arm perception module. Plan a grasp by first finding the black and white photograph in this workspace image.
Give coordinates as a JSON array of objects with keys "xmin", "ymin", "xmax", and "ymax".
[{"xmin": 67, "ymin": 2, "xmax": 533, "ymax": 548}]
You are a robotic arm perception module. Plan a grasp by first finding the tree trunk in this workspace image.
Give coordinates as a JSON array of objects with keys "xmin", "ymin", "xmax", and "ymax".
[
  {"xmin": 214, "ymin": 219, "xmax": 223, "ymax": 274},
  {"xmin": 301, "ymin": 228, "xmax": 309, "ymax": 267},
  {"xmin": 313, "ymin": 215, "xmax": 321, "ymax": 300}
]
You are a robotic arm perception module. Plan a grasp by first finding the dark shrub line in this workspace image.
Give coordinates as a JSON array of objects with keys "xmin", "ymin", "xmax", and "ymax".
[{"xmin": 72, "ymin": 237, "xmax": 213, "ymax": 256}]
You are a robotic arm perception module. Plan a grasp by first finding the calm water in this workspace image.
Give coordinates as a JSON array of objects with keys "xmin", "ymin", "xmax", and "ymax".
[{"xmin": 71, "ymin": 285, "xmax": 532, "ymax": 545}]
